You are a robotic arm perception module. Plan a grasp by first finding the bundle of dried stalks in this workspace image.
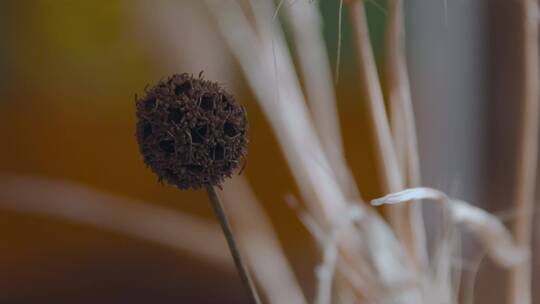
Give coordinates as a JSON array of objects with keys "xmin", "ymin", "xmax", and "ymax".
[{"xmin": 203, "ymin": 0, "xmax": 533, "ymax": 303}]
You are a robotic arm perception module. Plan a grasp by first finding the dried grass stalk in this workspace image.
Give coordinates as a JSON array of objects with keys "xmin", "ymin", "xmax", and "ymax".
[
  {"xmin": 372, "ymin": 187, "xmax": 528, "ymax": 268},
  {"xmin": 348, "ymin": 0, "xmax": 418, "ymax": 271},
  {"xmin": 508, "ymin": 1, "xmax": 540, "ymax": 303},
  {"xmin": 221, "ymin": 176, "xmax": 307, "ymax": 304},
  {"xmin": 283, "ymin": 1, "xmax": 355, "ymax": 195},
  {"xmin": 384, "ymin": 0, "xmax": 428, "ymax": 271},
  {"xmin": 0, "ymin": 174, "xmax": 230, "ymax": 268}
]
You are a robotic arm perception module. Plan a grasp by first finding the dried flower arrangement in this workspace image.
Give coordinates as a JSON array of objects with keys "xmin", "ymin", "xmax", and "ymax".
[{"xmin": 0, "ymin": 1, "xmax": 537, "ymax": 303}]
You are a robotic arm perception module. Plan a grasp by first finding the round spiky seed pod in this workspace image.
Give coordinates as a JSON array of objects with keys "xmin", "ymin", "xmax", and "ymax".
[{"xmin": 135, "ymin": 73, "xmax": 248, "ymax": 190}]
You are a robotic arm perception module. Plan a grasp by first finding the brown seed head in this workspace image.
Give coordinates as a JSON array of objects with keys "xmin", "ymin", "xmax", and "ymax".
[{"xmin": 135, "ymin": 73, "xmax": 248, "ymax": 190}]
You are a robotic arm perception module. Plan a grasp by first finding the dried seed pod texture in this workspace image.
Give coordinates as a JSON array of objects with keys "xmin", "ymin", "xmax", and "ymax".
[{"xmin": 135, "ymin": 73, "xmax": 248, "ymax": 189}]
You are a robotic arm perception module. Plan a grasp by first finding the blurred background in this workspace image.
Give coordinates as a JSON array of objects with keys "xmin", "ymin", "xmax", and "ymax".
[{"xmin": 0, "ymin": 0, "xmax": 532, "ymax": 303}]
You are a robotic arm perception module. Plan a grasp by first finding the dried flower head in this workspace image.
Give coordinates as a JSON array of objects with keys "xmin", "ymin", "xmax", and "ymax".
[{"xmin": 135, "ymin": 73, "xmax": 248, "ymax": 190}]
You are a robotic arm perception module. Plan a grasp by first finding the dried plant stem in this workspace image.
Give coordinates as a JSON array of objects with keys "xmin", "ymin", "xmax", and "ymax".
[
  {"xmin": 384, "ymin": 0, "xmax": 428, "ymax": 271},
  {"xmin": 206, "ymin": 185, "xmax": 262, "ymax": 304},
  {"xmin": 348, "ymin": 0, "xmax": 417, "ymax": 268},
  {"xmin": 508, "ymin": 1, "xmax": 540, "ymax": 303},
  {"xmin": 284, "ymin": 1, "xmax": 352, "ymax": 195},
  {"xmin": 372, "ymin": 187, "xmax": 528, "ymax": 268},
  {"xmin": 0, "ymin": 174, "xmax": 230, "ymax": 268},
  {"xmin": 222, "ymin": 177, "xmax": 307, "ymax": 304}
]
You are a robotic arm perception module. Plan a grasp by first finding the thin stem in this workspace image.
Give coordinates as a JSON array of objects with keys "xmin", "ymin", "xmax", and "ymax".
[
  {"xmin": 284, "ymin": 1, "xmax": 352, "ymax": 196},
  {"xmin": 222, "ymin": 177, "xmax": 307, "ymax": 304},
  {"xmin": 348, "ymin": 0, "xmax": 418, "ymax": 269},
  {"xmin": 206, "ymin": 185, "xmax": 262, "ymax": 304},
  {"xmin": 508, "ymin": 1, "xmax": 540, "ymax": 303},
  {"xmin": 384, "ymin": 0, "xmax": 428, "ymax": 272}
]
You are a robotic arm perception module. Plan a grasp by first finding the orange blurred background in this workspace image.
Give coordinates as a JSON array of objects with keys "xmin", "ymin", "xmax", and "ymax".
[
  {"xmin": 0, "ymin": 1, "xmax": 386, "ymax": 303},
  {"xmin": 0, "ymin": 0, "xmax": 527, "ymax": 303}
]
